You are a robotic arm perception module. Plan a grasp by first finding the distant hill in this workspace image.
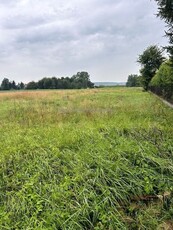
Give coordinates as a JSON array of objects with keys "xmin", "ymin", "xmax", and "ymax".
[{"xmin": 94, "ymin": 82, "xmax": 126, "ymax": 87}]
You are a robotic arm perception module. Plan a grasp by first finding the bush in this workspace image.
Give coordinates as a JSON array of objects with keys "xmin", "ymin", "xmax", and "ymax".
[{"xmin": 149, "ymin": 60, "xmax": 173, "ymax": 100}]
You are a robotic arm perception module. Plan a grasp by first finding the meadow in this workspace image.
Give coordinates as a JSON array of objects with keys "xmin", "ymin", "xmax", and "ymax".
[{"xmin": 0, "ymin": 87, "xmax": 173, "ymax": 229}]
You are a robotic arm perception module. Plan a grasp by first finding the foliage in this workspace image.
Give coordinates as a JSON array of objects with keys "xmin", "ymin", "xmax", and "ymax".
[
  {"xmin": 1, "ymin": 78, "xmax": 11, "ymax": 90},
  {"xmin": 137, "ymin": 45, "xmax": 165, "ymax": 91},
  {"xmin": 0, "ymin": 72, "xmax": 94, "ymax": 91},
  {"xmin": 150, "ymin": 60, "xmax": 173, "ymax": 100},
  {"xmin": 19, "ymin": 82, "xmax": 25, "ymax": 89},
  {"xmin": 0, "ymin": 78, "xmax": 25, "ymax": 90},
  {"xmin": 126, "ymin": 74, "xmax": 141, "ymax": 87},
  {"xmin": 0, "ymin": 88, "xmax": 173, "ymax": 229},
  {"xmin": 26, "ymin": 81, "xmax": 38, "ymax": 90},
  {"xmin": 155, "ymin": 0, "xmax": 173, "ymax": 62},
  {"xmin": 26, "ymin": 72, "xmax": 94, "ymax": 90}
]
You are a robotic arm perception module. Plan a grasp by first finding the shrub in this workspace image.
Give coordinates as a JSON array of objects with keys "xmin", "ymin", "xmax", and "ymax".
[{"xmin": 150, "ymin": 60, "xmax": 173, "ymax": 100}]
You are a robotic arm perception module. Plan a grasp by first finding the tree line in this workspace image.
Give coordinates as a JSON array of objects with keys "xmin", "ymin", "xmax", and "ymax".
[
  {"xmin": 0, "ymin": 78, "xmax": 25, "ymax": 90},
  {"xmin": 126, "ymin": 0, "xmax": 173, "ymax": 102},
  {"xmin": 0, "ymin": 72, "xmax": 94, "ymax": 90}
]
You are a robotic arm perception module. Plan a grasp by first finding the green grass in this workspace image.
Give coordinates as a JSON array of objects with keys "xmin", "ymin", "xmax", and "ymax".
[{"xmin": 0, "ymin": 87, "xmax": 173, "ymax": 229}]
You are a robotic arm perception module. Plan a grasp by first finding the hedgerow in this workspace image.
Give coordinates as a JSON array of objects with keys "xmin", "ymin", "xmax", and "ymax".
[{"xmin": 149, "ymin": 60, "xmax": 173, "ymax": 101}]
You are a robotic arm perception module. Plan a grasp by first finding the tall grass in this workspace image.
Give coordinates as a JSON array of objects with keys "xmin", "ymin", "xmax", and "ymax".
[{"xmin": 0, "ymin": 88, "xmax": 173, "ymax": 229}]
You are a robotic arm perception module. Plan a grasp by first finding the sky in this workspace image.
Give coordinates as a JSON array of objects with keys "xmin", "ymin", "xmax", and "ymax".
[{"xmin": 0, "ymin": 0, "xmax": 168, "ymax": 83}]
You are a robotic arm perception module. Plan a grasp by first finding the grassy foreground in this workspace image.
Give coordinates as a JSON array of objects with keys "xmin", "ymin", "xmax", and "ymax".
[{"xmin": 0, "ymin": 87, "xmax": 173, "ymax": 229}]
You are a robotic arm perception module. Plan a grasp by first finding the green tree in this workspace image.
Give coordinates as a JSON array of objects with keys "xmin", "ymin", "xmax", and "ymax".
[
  {"xmin": 57, "ymin": 78, "xmax": 63, "ymax": 89},
  {"xmin": 25, "ymin": 72, "xmax": 94, "ymax": 90},
  {"xmin": 137, "ymin": 45, "xmax": 165, "ymax": 91},
  {"xmin": 20, "ymin": 82, "xmax": 25, "ymax": 89},
  {"xmin": 11, "ymin": 80, "xmax": 17, "ymax": 90},
  {"xmin": 26, "ymin": 81, "xmax": 38, "ymax": 89},
  {"xmin": 126, "ymin": 74, "xmax": 141, "ymax": 87},
  {"xmin": 17, "ymin": 82, "xmax": 25, "ymax": 90},
  {"xmin": 72, "ymin": 72, "xmax": 94, "ymax": 89},
  {"xmin": 155, "ymin": 0, "xmax": 173, "ymax": 62},
  {"xmin": 1, "ymin": 78, "xmax": 10, "ymax": 90},
  {"xmin": 150, "ymin": 60, "xmax": 173, "ymax": 99},
  {"xmin": 61, "ymin": 77, "xmax": 71, "ymax": 89},
  {"xmin": 43, "ymin": 78, "xmax": 53, "ymax": 89},
  {"xmin": 51, "ymin": 77, "xmax": 58, "ymax": 89}
]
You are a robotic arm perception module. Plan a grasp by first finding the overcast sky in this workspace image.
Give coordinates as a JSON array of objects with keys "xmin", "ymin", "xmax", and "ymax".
[{"xmin": 0, "ymin": 0, "xmax": 167, "ymax": 83}]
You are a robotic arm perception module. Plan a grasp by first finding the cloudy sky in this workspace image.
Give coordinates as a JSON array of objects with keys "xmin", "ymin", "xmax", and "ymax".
[{"xmin": 0, "ymin": 0, "xmax": 167, "ymax": 83}]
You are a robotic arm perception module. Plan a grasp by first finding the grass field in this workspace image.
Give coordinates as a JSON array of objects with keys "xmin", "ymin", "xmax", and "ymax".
[{"xmin": 0, "ymin": 87, "xmax": 173, "ymax": 229}]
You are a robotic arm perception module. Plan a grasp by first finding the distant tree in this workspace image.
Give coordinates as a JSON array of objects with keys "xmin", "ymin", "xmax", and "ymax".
[
  {"xmin": 43, "ymin": 78, "xmax": 53, "ymax": 89},
  {"xmin": 25, "ymin": 72, "xmax": 94, "ymax": 90},
  {"xmin": 51, "ymin": 77, "xmax": 58, "ymax": 89},
  {"xmin": 20, "ymin": 82, "xmax": 25, "ymax": 89},
  {"xmin": 1, "ymin": 78, "xmax": 10, "ymax": 90},
  {"xmin": 155, "ymin": 0, "xmax": 173, "ymax": 62},
  {"xmin": 17, "ymin": 82, "xmax": 25, "ymax": 90},
  {"xmin": 38, "ymin": 77, "xmax": 58, "ymax": 89},
  {"xmin": 126, "ymin": 74, "xmax": 141, "ymax": 87},
  {"xmin": 26, "ymin": 81, "xmax": 38, "ymax": 89},
  {"xmin": 72, "ymin": 72, "xmax": 94, "ymax": 89},
  {"xmin": 137, "ymin": 45, "xmax": 165, "ymax": 91},
  {"xmin": 11, "ymin": 80, "xmax": 17, "ymax": 90},
  {"xmin": 57, "ymin": 78, "xmax": 63, "ymax": 89},
  {"xmin": 61, "ymin": 77, "xmax": 71, "ymax": 89},
  {"xmin": 37, "ymin": 78, "xmax": 44, "ymax": 89}
]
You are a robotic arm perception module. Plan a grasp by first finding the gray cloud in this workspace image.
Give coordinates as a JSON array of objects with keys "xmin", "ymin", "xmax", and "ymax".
[{"xmin": 0, "ymin": 0, "xmax": 167, "ymax": 83}]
